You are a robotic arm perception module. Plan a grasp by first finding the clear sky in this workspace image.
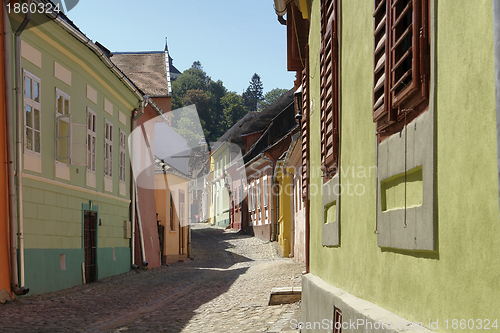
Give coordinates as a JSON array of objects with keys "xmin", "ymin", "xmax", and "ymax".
[{"xmin": 65, "ymin": 0, "xmax": 295, "ymax": 95}]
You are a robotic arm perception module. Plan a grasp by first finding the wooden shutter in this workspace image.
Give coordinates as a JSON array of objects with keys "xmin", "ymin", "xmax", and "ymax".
[
  {"xmin": 301, "ymin": 48, "xmax": 309, "ymax": 199},
  {"xmin": 320, "ymin": 0, "xmax": 339, "ymax": 177},
  {"xmin": 373, "ymin": 0, "xmax": 389, "ymax": 123},
  {"xmin": 373, "ymin": 0, "xmax": 429, "ymax": 133},
  {"xmin": 287, "ymin": 2, "xmax": 310, "ymax": 72}
]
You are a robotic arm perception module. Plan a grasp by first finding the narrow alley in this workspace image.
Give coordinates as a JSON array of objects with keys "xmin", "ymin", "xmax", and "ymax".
[{"xmin": 0, "ymin": 224, "xmax": 304, "ymax": 333}]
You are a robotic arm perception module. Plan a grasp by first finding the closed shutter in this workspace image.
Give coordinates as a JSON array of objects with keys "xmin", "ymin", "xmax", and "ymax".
[
  {"xmin": 320, "ymin": 0, "xmax": 339, "ymax": 177},
  {"xmin": 301, "ymin": 47, "xmax": 309, "ymax": 199},
  {"xmin": 373, "ymin": 0, "xmax": 429, "ymax": 133},
  {"xmin": 373, "ymin": 0, "xmax": 389, "ymax": 123}
]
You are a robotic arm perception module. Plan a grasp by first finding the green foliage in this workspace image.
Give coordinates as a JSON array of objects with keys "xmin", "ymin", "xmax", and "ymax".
[
  {"xmin": 258, "ymin": 88, "xmax": 289, "ymax": 111},
  {"xmin": 171, "ymin": 61, "xmax": 247, "ymax": 143},
  {"xmin": 243, "ymin": 73, "xmax": 264, "ymax": 111},
  {"xmin": 221, "ymin": 92, "xmax": 248, "ymax": 129}
]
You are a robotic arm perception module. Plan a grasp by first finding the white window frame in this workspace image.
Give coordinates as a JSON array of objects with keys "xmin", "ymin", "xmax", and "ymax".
[
  {"xmin": 119, "ymin": 129, "xmax": 126, "ymax": 182},
  {"xmin": 104, "ymin": 119, "xmax": 113, "ymax": 177},
  {"xmin": 256, "ymin": 179, "xmax": 261, "ymax": 209},
  {"xmin": 263, "ymin": 176, "xmax": 268, "ymax": 207},
  {"xmin": 86, "ymin": 108, "xmax": 97, "ymax": 172},
  {"xmin": 55, "ymin": 89, "xmax": 71, "ymax": 164},
  {"xmin": 23, "ymin": 70, "xmax": 41, "ymax": 155}
]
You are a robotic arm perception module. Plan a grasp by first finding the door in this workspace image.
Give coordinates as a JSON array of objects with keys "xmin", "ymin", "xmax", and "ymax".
[{"xmin": 83, "ymin": 211, "xmax": 97, "ymax": 283}]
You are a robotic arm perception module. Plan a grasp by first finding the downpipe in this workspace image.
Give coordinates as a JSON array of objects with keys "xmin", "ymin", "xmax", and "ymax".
[{"xmin": 12, "ymin": 0, "xmax": 31, "ymax": 295}]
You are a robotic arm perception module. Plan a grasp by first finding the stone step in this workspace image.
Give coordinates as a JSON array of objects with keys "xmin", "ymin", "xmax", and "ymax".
[{"xmin": 268, "ymin": 287, "xmax": 302, "ymax": 305}]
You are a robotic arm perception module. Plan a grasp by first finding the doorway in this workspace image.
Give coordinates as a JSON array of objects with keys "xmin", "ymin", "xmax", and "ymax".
[{"xmin": 83, "ymin": 210, "xmax": 97, "ymax": 283}]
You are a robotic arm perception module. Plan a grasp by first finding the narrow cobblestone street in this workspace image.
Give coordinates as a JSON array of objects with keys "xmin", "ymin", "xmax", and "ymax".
[{"xmin": 0, "ymin": 224, "xmax": 304, "ymax": 332}]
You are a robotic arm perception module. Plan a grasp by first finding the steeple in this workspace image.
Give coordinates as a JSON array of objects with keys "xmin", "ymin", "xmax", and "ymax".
[{"xmin": 164, "ymin": 37, "xmax": 169, "ymax": 52}]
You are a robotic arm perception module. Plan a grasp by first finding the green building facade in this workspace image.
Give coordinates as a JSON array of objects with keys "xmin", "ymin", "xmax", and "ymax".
[
  {"xmin": 288, "ymin": 0, "xmax": 500, "ymax": 331},
  {"xmin": 9, "ymin": 11, "xmax": 140, "ymax": 294}
]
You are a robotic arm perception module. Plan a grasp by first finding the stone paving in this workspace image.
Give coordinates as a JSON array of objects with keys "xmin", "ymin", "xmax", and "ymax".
[{"xmin": 0, "ymin": 223, "xmax": 305, "ymax": 332}]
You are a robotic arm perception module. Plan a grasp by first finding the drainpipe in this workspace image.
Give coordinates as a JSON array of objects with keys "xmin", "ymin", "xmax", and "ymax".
[
  {"xmin": 12, "ymin": 1, "xmax": 31, "ymax": 295},
  {"xmin": 134, "ymin": 183, "xmax": 148, "ymax": 268},
  {"xmin": 132, "ymin": 101, "xmax": 148, "ymax": 268},
  {"xmin": 5, "ymin": 7, "xmax": 21, "ymax": 296},
  {"xmin": 261, "ymin": 153, "xmax": 275, "ymax": 241},
  {"xmin": 130, "ymin": 105, "xmax": 141, "ymax": 269}
]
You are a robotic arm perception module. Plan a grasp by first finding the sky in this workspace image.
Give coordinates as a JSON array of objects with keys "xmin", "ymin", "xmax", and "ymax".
[{"xmin": 65, "ymin": 0, "xmax": 295, "ymax": 95}]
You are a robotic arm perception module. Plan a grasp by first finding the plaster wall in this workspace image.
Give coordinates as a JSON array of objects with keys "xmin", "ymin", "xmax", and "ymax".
[
  {"xmin": 0, "ymin": 5, "xmax": 12, "ymax": 301},
  {"xmin": 306, "ymin": 0, "xmax": 499, "ymax": 329},
  {"xmin": 6, "ymin": 16, "xmax": 139, "ymax": 294}
]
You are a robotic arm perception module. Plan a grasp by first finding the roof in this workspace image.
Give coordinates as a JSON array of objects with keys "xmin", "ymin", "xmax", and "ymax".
[
  {"xmin": 154, "ymin": 156, "xmax": 192, "ymax": 180},
  {"xmin": 111, "ymin": 52, "xmax": 171, "ymax": 97},
  {"xmin": 212, "ymin": 88, "xmax": 294, "ymax": 150}
]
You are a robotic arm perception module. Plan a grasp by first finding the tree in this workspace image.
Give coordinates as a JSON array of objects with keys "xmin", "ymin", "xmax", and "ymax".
[
  {"xmin": 171, "ymin": 62, "xmax": 211, "ymax": 110},
  {"xmin": 170, "ymin": 61, "xmax": 249, "ymax": 143},
  {"xmin": 258, "ymin": 88, "xmax": 289, "ymax": 111},
  {"xmin": 244, "ymin": 73, "xmax": 264, "ymax": 111},
  {"xmin": 221, "ymin": 92, "xmax": 247, "ymax": 130},
  {"xmin": 181, "ymin": 89, "xmax": 212, "ymax": 140}
]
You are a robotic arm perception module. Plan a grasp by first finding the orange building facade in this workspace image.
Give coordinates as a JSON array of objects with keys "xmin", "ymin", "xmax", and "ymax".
[{"xmin": 0, "ymin": 4, "xmax": 13, "ymax": 302}]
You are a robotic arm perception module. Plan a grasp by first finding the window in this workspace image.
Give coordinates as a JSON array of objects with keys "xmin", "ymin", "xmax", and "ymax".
[
  {"xmin": 119, "ymin": 130, "xmax": 126, "ymax": 182},
  {"xmin": 263, "ymin": 176, "xmax": 269, "ymax": 207},
  {"xmin": 87, "ymin": 109, "xmax": 96, "ymax": 171},
  {"xmin": 23, "ymin": 71, "xmax": 41, "ymax": 154},
  {"xmin": 104, "ymin": 120, "xmax": 113, "ymax": 177},
  {"xmin": 256, "ymin": 179, "xmax": 261, "ymax": 209},
  {"xmin": 301, "ymin": 49, "xmax": 309, "ymax": 199},
  {"xmin": 372, "ymin": 0, "xmax": 429, "ymax": 134},
  {"xmin": 239, "ymin": 185, "xmax": 243, "ymax": 209},
  {"xmin": 320, "ymin": 0, "xmax": 339, "ymax": 179},
  {"xmin": 179, "ymin": 190, "xmax": 185, "ymax": 227},
  {"xmin": 170, "ymin": 193, "xmax": 174, "ymax": 231},
  {"xmin": 250, "ymin": 182, "xmax": 255, "ymax": 211},
  {"xmin": 55, "ymin": 90, "xmax": 70, "ymax": 163},
  {"xmin": 234, "ymin": 186, "xmax": 238, "ymax": 211}
]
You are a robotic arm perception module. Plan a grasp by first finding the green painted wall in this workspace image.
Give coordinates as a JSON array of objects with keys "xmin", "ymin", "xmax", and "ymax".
[
  {"xmin": 308, "ymin": 0, "xmax": 499, "ymax": 329},
  {"xmin": 7, "ymin": 14, "xmax": 139, "ymax": 294},
  {"xmin": 24, "ymin": 248, "xmax": 83, "ymax": 295}
]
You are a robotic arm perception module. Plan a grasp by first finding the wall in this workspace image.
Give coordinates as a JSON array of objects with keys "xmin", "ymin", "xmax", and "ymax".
[
  {"xmin": 276, "ymin": 166, "xmax": 292, "ymax": 257},
  {"xmin": 10, "ymin": 15, "xmax": 138, "ymax": 294},
  {"xmin": 0, "ymin": 4, "xmax": 12, "ymax": 302},
  {"xmin": 306, "ymin": 0, "xmax": 499, "ymax": 330},
  {"xmin": 134, "ymin": 105, "xmax": 161, "ymax": 269}
]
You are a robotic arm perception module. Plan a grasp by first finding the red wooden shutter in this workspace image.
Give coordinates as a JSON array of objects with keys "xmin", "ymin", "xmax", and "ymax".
[
  {"xmin": 373, "ymin": 0, "xmax": 429, "ymax": 133},
  {"xmin": 373, "ymin": 0, "xmax": 389, "ymax": 124},
  {"xmin": 301, "ymin": 48, "xmax": 309, "ymax": 199},
  {"xmin": 320, "ymin": 0, "xmax": 339, "ymax": 177}
]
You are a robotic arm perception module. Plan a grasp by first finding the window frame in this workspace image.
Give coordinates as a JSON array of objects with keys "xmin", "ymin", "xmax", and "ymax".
[
  {"xmin": 263, "ymin": 176, "xmax": 269, "ymax": 207},
  {"xmin": 119, "ymin": 129, "xmax": 126, "ymax": 182},
  {"xmin": 86, "ymin": 108, "xmax": 97, "ymax": 172},
  {"xmin": 55, "ymin": 88, "xmax": 71, "ymax": 164},
  {"xmin": 23, "ymin": 70, "xmax": 42, "ymax": 155},
  {"xmin": 320, "ymin": 0, "xmax": 340, "ymax": 180},
  {"xmin": 179, "ymin": 190, "xmax": 185, "ymax": 227},
  {"xmin": 104, "ymin": 119, "xmax": 113, "ymax": 177},
  {"xmin": 372, "ymin": 0, "xmax": 430, "ymax": 135}
]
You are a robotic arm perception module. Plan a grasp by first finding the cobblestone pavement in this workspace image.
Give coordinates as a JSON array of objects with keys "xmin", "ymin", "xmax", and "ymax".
[{"xmin": 0, "ymin": 223, "xmax": 305, "ymax": 332}]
